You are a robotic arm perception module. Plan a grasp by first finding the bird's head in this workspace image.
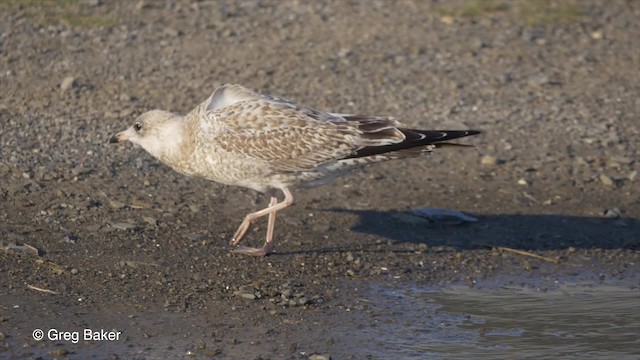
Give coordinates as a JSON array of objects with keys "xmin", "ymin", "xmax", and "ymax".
[{"xmin": 110, "ymin": 110, "xmax": 186, "ymax": 162}]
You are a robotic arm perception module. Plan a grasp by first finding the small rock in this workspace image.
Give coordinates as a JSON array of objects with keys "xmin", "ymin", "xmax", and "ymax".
[
  {"xmin": 136, "ymin": 0, "xmax": 152, "ymax": 10},
  {"xmin": 599, "ymin": 174, "xmax": 613, "ymax": 186},
  {"xmin": 471, "ymin": 38, "xmax": 485, "ymax": 49},
  {"xmin": 309, "ymin": 354, "xmax": 331, "ymax": 360},
  {"xmin": 528, "ymin": 73, "xmax": 549, "ymax": 86},
  {"xmin": 71, "ymin": 268, "xmax": 79, "ymax": 275},
  {"xmin": 238, "ymin": 286, "xmax": 255, "ymax": 294},
  {"xmin": 109, "ymin": 199, "xmax": 125, "ymax": 209},
  {"xmin": 164, "ymin": 28, "xmax": 179, "ymax": 37},
  {"xmin": 0, "ymin": 331, "xmax": 5, "ymax": 340},
  {"xmin": 241, "ymin": 293, "xmax": 256, "ymax": 300},
  {"xmin": 130, "ymin": 200, "xmax": 151, "ymax": 209},
  {"xmin": 603, "ymin": 208, "xmax": 622, "ymax": 219},
  {"xmin": 608, "ymin": 155, "xmax": 632, "ymax": 165},
  {"xmin": 480, "ymin": 155, "xmax": 498, "ymax": 166},
  {"xmin": 281, "ymin": 289, "xmax": 292, "ymax": 299},
  {"xmin": 142, "ymin": 216, "xmax": 158, "ymax": 226},
  {"xmin": 49, "ymin": 349, "xmax": 69, "ymax": 357},
  {"xmin": 517, "ymin": 179, "xmax": 528, "ymax": 186},
  {"xmin": 629, "ymin": 171, "xmax": 637, "ymax": 181},
  {"xmin": 60, "ymin": 77, "xmax": 77, "ymax": 92},
  {"xmin": 111, "ymin": 222, "xmax": 137, "ymax": 230},
  {"xmin": 63, "ymin": 234, "xmax": 79, "ymax": 244},
  {"xmin": 337, "ymin": 48, "xmax": 351, "ymax": 58},
  {"xmin": 440, "ymin": 16, "xmax": 454, "ymax": 25}
]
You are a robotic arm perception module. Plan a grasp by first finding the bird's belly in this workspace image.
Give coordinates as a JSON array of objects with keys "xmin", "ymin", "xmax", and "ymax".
[{"xmin": 185, "ymin": 150, "xmax": 272, "ymax": 189}]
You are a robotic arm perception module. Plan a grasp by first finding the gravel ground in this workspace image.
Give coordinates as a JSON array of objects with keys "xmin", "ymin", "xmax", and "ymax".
[{"xmin": 1, "ymin": 0, "xmax": 639, "ymax": 358}]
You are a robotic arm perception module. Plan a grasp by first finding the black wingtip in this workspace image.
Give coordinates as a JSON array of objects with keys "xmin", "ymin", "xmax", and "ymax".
[{"xmin": 421, "ymin": 129, "xmax": 482, "ymax": 142}]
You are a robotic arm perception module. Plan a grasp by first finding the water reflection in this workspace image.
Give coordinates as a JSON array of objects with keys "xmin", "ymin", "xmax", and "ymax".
[{"xmin": 364, "ymin": 283, "xmax": 640, "ymax": 359}]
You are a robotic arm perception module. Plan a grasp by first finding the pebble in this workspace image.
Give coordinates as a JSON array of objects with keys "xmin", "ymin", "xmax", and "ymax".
[
  {"xmin": 236, "ymin": 286, "xmax": 257, "ymax": 300},
  {"xmin": 241, "ymin": 293, "xmax": 256, "ymax": 300},
  {"xmin": 517, "ymin": 179, "xmax": 528, "ymax": 186},
  {"xmin": 71, "ymin": 268, "xmax": 79, "ymax": 275},
  {"xmin": 480, "ymin": 155, "xmax": 498, "ymax": 166},
  {"xmin": 49, "ymin": 349, "xmax": 69, "ymax": 357},
  {"xmin": 60, "ymin": 76, "xmax": 77, "ymax": 92},
  {"xmin": 164, "ymin": 28, "xmax": 180, "ymax": 37},
  {"xmin": 136, "ymin": 0, "xmax": 153, "ymax": 10},
  {"xmin": 440, "ymin": 16, "xmax": 454, "ymax": 25},
  {"xmin": 130, "ymin": 200, "xmax": 151, "ymax": 209},
  {"xmin": 528, "ymin": 73, "xmax": 549, "ymax": 86},
  {"xmin": 309, "ymin": 354, "xmax": 331, "ymax": 360},
  {"xmin": 63, "ymin": 234, "xmax": 79, "ymax": 244},
  {"xmin": 603, "ymin": 208, "xmax": 622, "ymax": 219},
  {"xmin": 238, "ymin": 285, "xmax": 254, "ymax": 294},
  {"xmin": 599, "ymin": 174, "xmax": 613, "ymax": 186},
  {"xmin": 111, "ymin": 222, "xmax": 137, "ymax": 230},
  {"xmin": 629, "ymin": 171, "xmax": 637, "ymax": 181},
  {"xmin": 142, "ymin": 216, "xmax": 158, "ymax": 226},
  {"xmin": 609, "ymin": 156, "xmax": 632, "ymax": 164}
]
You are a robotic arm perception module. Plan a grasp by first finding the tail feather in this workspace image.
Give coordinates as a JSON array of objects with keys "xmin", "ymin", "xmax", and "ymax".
[{"xmin": 345, "ymin": 129, "xmax": 481, "ymax": 159}]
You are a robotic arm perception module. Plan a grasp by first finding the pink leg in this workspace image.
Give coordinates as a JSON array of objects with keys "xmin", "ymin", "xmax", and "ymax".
[
  {"xmin": 231, "ymin": 188, "xmax": 293, "ymax": 256},
  {"xmin": 231, "ymin": 196, "xmax": 278, "ymax": 256}
]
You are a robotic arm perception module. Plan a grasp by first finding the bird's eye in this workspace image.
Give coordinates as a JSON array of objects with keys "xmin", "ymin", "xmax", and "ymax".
[{"xmin": 133, "ymin": 123, "xmax": 142, "ymax": 132}]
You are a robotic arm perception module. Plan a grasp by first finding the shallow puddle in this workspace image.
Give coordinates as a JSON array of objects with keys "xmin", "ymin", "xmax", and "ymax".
[{"xmin": 355, "ymin": 282, "xmax": 640, "ymax": 359}]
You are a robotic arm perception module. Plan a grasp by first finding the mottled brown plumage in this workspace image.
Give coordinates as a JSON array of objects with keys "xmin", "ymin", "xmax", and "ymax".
[{"xmin": 110, "ymin": 84, "xmax": 480, "ymax": 256}]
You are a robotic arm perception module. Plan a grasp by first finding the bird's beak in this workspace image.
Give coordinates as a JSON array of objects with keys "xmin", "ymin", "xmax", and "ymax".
[{"xmin": 109, "ymin": 130, "xmax": 128, "ymax": 144}]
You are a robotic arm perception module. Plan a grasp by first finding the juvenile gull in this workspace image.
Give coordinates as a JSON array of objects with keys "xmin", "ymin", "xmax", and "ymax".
[{"xmin": 110, "ymin": 84, "xmax": 480, "ymax": 256}]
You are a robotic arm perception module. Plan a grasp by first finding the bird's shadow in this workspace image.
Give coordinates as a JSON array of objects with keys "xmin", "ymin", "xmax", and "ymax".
[{"xmin": 276, "ymin": 208, "xmax": 639, "ymax": 255}]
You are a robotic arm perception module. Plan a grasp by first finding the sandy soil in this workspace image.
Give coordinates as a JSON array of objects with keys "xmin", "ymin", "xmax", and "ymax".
[{"xmin": 0, "ymin": 0, "xmax": 638, "ymax": 359}]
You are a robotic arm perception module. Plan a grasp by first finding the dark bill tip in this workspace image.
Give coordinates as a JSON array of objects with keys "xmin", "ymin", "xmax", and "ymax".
[{"xmin": 109, "ymin": 134, "xmax": 120, "ymax": 144}]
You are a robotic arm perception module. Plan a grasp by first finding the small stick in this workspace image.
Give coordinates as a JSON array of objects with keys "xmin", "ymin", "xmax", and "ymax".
[
  {"xmin": 27, "ymin": 284, "xmax": 59, "ymax": 295},
  {"xmin": 496, "ymin": 246, "xmax": 558, "ymax": 263}
]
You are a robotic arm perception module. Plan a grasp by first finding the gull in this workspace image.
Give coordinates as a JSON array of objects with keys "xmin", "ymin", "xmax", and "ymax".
[{"xmin": 110, "ymin": 84, "xmax": 480, "ymax": 256}]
